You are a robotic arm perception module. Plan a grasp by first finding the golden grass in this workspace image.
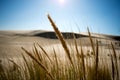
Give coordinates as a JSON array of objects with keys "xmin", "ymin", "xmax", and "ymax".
[
  {"xmin": 87, "ymin": 27, "xmax": 95, "ymax": 55},
  {"xmin": 21, "ymin": 47, "xmax": 54, "ymax": 80},
  {"xmin": 95, "ymin": 40, "xmax": 99, "ymax": 80},
  {"xmin": 0, "ymin": 14, "xmax": 119, "ymax": 80},
  {"xmin": 111, "ymin": 42, "xmax": 119, "ymax": 80},
  {"xmin": 47, "ymin": 14, "xmax": 74, "ymax": 68}
]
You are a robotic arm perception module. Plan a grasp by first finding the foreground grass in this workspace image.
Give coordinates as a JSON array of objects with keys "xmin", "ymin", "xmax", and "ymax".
[{"xmin": 0, "ymin": 15, "xmax": 119, "ymax": 80}]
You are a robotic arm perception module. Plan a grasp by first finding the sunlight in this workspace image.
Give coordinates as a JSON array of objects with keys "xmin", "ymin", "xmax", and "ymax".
[{"xmin": 58, "ymin": 0, "xmax": 65, "ymax": 5}]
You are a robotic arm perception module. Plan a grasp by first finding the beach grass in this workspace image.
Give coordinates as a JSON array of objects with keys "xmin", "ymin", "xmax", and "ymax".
[{"xmin": 0, "ymin": 15, "xmax": 119, "ymax": 80}]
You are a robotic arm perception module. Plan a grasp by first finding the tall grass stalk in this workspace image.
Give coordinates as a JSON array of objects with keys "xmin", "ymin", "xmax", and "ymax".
[
  {"xmin": 110, "ymin": 54, "xmax": 115, "ymax": 80},
  {"xmin": 111, "ymin": 42, "xmax": 119, "ymax": 80},
  {"xmin": 95, "ymin": 40, "xmax": 99, "ymax": 80},
  {"xmin": 47, "ymin": 14, "xmax": 74, "ymax": 68},
  {"xmin": 87, "ymin": 27, "xmax": 95, "ymax": 55},
  {"xmin": 81, "ymin": 46, "xmax": 86, "ymax": 80}
]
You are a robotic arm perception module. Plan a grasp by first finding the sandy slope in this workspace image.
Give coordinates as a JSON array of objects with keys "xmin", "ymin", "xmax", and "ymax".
[
  {"xmin": 0, "ymin": 30, "xmax": 120, "ymax": 58},
  {"xmin": 0, "ymin": 30, "xmax": 120, "ymax": 74}
]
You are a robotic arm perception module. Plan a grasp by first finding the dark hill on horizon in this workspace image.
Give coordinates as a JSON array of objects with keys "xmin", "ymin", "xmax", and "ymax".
[
  {"xmin": 33, "ymin": 32, "xmax": 88, "ymax": 39},
  {"xmin": 0, "ymin": 30, "xmax": 120, "ymax": 41},
  {"xmin": 12, "ymin": 30, "xmax": 120, "ymax": 41}
]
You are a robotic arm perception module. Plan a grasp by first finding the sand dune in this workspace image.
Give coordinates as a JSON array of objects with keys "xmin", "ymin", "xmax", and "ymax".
[
  {"xmin": 0, "ymin": 30, "xmax": 119, "ymax": 40},
  {"xmin": 0, "ymin": 30, "xmax": 120, "ymax": 75},
  {"xmin": 0, "ymin": 30, "xmax": 120, "ymax": 58}
]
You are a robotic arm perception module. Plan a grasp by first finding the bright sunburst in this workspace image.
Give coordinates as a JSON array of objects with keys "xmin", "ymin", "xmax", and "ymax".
[{"xmin": 58, "ymin": 0, "xmax": 65, "ymax": 5}]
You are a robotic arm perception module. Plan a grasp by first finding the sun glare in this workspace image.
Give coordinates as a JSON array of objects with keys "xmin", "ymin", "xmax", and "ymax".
[{"xmin": 59, "ymin": 0, "xmax": 65, "ymax": 5}]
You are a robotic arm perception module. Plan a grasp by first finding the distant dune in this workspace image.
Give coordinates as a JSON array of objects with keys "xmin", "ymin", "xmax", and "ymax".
[
  {"xmin": 0, "ymin": 30, "xmax": 120, "ymax": 61},
  {"xmin": 0, "ymin": 30, "xmax": 119, "ymax": 41},
  {"xmin": 33, "ymin": 32, "xmax": 88, "ymax": 39}
]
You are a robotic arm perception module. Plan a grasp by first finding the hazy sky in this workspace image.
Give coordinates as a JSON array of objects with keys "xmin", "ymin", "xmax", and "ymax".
[{"xmin": 0, "ymin": 0, "xmax": 120, "ymax": 35}]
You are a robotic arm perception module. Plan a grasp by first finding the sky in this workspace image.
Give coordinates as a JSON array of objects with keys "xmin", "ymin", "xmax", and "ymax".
[{"xmin": 0, "ymin": 0, "xmax": 120, "ymax": 35}]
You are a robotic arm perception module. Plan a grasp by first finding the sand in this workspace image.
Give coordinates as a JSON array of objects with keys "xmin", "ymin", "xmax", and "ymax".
[{"xmin": 0, "ymin": 30, "xmax": 120, "ymax": 72}]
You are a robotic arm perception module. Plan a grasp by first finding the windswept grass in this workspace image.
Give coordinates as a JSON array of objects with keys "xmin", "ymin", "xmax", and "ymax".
[
  {"xmin": 47, "ymin": 14, "xmax": 74, "ymax": 68},
  {"xmin": 0, "ymin": 14, "xmax": 119, "ymax": 80}
]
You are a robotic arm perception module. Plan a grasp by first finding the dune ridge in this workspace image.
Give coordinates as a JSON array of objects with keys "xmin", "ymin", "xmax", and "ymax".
[{"xmin": 0, "ymin": 30, "xmax": 119, "ymax": 41}]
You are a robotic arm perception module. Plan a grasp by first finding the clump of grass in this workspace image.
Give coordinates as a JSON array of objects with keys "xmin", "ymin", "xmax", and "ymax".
[
  {"xmin": 21, "ymin": 47, "xmax": 55, "ymax": 80},
  {"xmin": 87, "ymin": 65, "xmax": 112, "ymax": 80}
]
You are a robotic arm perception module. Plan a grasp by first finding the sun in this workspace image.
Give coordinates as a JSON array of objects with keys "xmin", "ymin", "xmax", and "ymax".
[{"xmin": 58, "ymin": 0, "xmax": 65, "ymax": 5}]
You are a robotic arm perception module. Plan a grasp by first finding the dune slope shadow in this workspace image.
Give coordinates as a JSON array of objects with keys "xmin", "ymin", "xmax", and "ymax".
[
  {"xmin": 33, "ymin": 32, "xmax": 88, "ymax": 39},
  {"xmin": 106, "ymin": 36, "xmax": 120, "ymax": 41}
]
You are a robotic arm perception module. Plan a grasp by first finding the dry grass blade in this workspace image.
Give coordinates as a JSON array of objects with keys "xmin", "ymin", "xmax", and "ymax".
[
  {"xmin": 37, "ymin": 43, "xmax": 53, "ymax": 64},
  {"xmin": 21, "ymin": 52, "xmax": 36, "ymax": 80},
  {"xmin": 33, "ymin": 43, "xmax": 42, "ymax": 62},
  {"xmin": 53, "ymin": 48, "xmax": 58, "ymax": 69},
  {"xmin": 87, "ymin": 27, "xmax": 95, "ymax": 55},
  {"xmin": 21, "ymin": 53, "xmax": 30, "ymax": 69},
  {"xmin": 8, "ymin": 59, "xmax": 20, "ymax": 69},
  {"xmin": 53, "ymin": 47, "xmax": 59, "ymax": 78},
  {"xmin": 81, "ymin": 47, "xmax": 86, "ymax": 80},
  {"xmin": 21, "ymin": 47, "xmax": 55, "ymax": 80},
  {"xmin": 73, "ymin": 34, "xmax": 80, "ymax": 60},
  {"xmin": 47, "ymin": 14, "xmax": 74, "ymax": 68},
  {"xmin": 95, "ymin": 40, "xmax": 99, "ymax": 80},
  {"xmin": 78, "ymin": 32, "xmax": 86, "ymax": 80},
  {"xmin": 110, "ymin": 54, "xmax": 115, "ymax": 80},
  {"xmin": 111, "ymin": 42, "xmax": 119, "ymax": 80}
]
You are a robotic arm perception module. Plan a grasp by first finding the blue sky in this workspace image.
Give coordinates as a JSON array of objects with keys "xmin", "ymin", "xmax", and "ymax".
[{"xmin": 0, "ymin": 0, "xmax": 120, "ymax": 35}]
